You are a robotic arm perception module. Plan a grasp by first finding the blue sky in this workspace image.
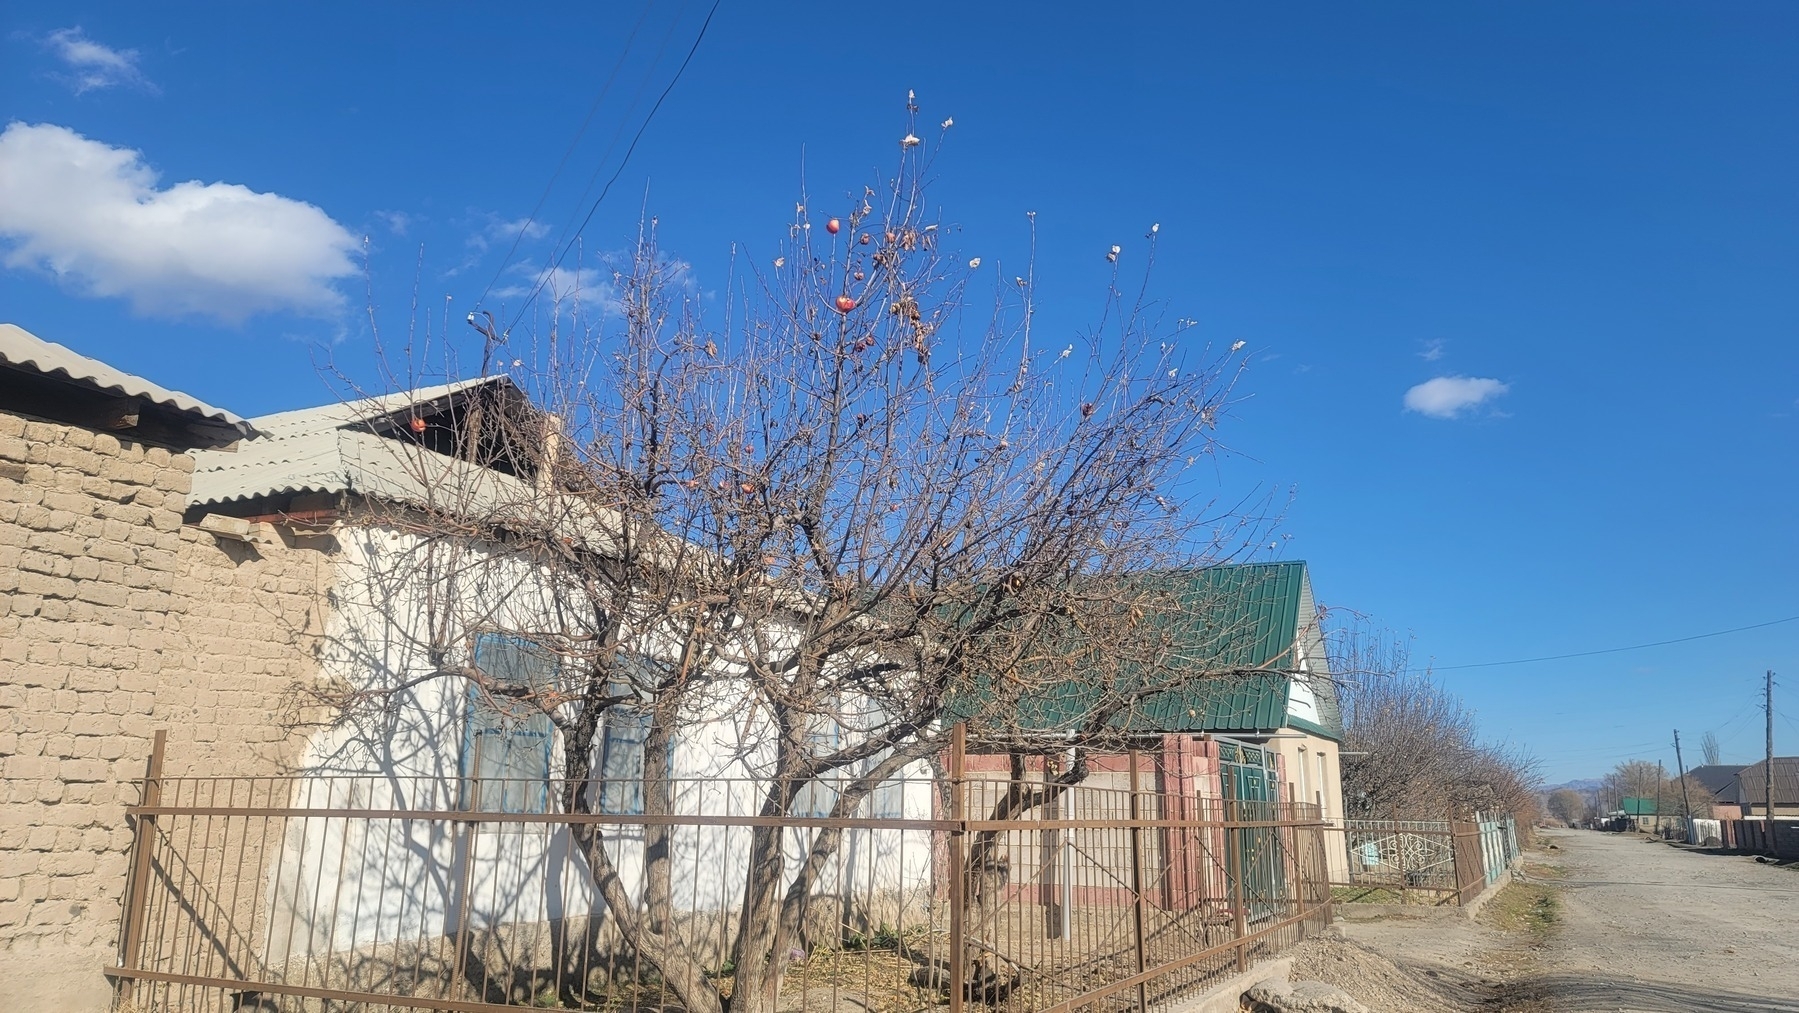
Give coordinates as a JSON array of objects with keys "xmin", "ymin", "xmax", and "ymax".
[{"xmin": 3, "ymin": 3, "xmax": 1795, "ymax": 782}]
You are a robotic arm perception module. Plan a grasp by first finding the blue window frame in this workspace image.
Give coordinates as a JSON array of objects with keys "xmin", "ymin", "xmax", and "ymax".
[
  {"xmin": 588, "ymin": 654, "xmax": 677, "ymax": 816},
  {"xmin": 461, "ymin": 633, "xmax": 557, "ymax": 813},
  {"xmin": 868, "ymin": 751, "xmax": 907, "ymax": 819},
  {"xmin": 598, "ymin": 703, "xmax": 652, "ymax": 815}
]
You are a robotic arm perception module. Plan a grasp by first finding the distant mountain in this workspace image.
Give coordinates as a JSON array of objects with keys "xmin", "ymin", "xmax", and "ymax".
[{"xmin": 1544, "ymin": 778, "xmax": 1603, "ymax": 793}]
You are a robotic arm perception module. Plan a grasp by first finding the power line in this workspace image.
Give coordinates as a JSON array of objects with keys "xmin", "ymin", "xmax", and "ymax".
[
  {"xmin": 1432, "ymin": 614, "xmax": 1799, "ymax": 671},
  {"xmin": 1712, "ymin": 697, "xmax": 1761, "ymax": 740},
  {"xmin": 499, "ymin": 0, "xmax": 723, "ymax": 335},
  {"xmin": 476, "ymin": 0, "xmax": 657, "ymax": 308},
  {"xmin": 497, "ymin": 2, "xmax": 687, "ymax": 309}
]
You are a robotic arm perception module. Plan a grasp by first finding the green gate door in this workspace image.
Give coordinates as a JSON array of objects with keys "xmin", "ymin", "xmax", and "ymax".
[{"xmin": 1219, "ymin": 740, "xmax": 1285, "ymax": 922}]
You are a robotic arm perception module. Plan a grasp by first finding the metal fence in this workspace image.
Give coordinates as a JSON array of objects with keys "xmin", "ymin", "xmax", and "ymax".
[
  {"xmin": 109, "ymin": 731, "xmax": 1332, "ymax": 1012},
  {"xmin": 1326, "ymin": 812, "xmax": 1518, "ymax": 906}
]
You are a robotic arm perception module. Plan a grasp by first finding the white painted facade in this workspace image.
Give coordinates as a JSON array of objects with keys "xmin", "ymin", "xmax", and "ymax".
[{"xmin": 264, "ymin": 523, "xmax": 937, "ymax": 959}]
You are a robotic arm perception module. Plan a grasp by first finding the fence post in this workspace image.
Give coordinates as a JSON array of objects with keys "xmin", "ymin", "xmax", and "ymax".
[
  {"xmin": 1222, "ymin": 767, "xmax": 1247, "ymax": 973},
  {"xmin": 450, "ymin": 734, "xmax": 483, "ymax": 998},
  {"xmin": 948, "ymin": 722, "xmax": 966, "ymax": 1013},
  {"xmin": 115, "ymin": 729, "xmax": 167, "ymax": 1005},
  {"xmin": 1292, "ymin": 809, "xmax": 1314, "ymax": 936},
  {"xmin": 1128, "ymin": 748, "xmax": 1149, "ymax": 1013},
  {"xmin": 1394, "ymin": 809, "xmax": 1409, "ymax": 906},
  {"xmin": 1320, "ymin": 818, "xmax": 1335, "ymax": 927}
]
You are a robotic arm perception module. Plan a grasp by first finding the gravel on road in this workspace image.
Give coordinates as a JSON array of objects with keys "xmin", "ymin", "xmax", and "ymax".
[
  {"xmin": 1498, "ymin": 827, "xmax": 1799, "ymax": 1012},
  {"xmin": 1291, "ymin": 827, "xmax": 1799, "ymax": 1012}
]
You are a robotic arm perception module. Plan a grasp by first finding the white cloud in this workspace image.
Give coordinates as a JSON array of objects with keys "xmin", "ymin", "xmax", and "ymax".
[
  {"xmin": 0, "ymin": 122, "xmax": 358, "ymax": 323},
  {"xmin": 468, "ymin": 216, "xmax": 550, "ymax": 251},
  {"xmin": 1419, "ymin": 338, "xmax": 1445, "ymax": 362},
  {"xmin": 374, "ymin": 210, "xmax": 413, "ymax": 236},
  {"xmin": 1403, "ymin": 375, "xmax": 1509, "ymax": 419},
  {"xmin": 492, "ymin": 264, "xmax": 608, "ymax": 302},
  {"xmin": 42, "ymin": 27, "xmax": 155, "ymax": 95},
  {"xmin": 492, "ymin": 254, "xmax": 694, "ymax": 305}
]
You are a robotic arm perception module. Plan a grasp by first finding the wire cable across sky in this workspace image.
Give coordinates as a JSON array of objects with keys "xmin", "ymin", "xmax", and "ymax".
[
  {"xmin": 1434, "ymin": 615, "xmax": 1799, "ymax": 671},
  {"xmin": 498, "ymin": 0, "xmax": 724, "ymax": 335}
]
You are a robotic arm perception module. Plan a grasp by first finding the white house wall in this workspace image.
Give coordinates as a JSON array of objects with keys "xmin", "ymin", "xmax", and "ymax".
[{"xmin": 267, "ymin": 523, "xmax": 935, "ymax": 960}]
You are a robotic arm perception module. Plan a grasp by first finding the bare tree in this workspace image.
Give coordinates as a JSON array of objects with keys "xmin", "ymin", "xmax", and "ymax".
[
  {"xmin": 1592, "ymin": 760, "xmax": 1712, "ymax": 828},
  {"xmin": 1700, "ymin": 730, "xmax": 1722, "ymax": 766},
  {"xmin": 1596, "ymin": 759, "xmax": 1662, "ymax": 815},
  {"xmin": 1666, "ymin": 775, "xmax": 1717, "ymax": 824},
  {"xmin": 1330, "ymin": 624, "xmax": 1540, "ymax": 825},
  {"xmin": 1545, "ymin": 788, "xmax": 1587, "ymax": 826},
  {"xmin": 328, "ymin": 105, "xmax": 1261, "ymax": 1013}
]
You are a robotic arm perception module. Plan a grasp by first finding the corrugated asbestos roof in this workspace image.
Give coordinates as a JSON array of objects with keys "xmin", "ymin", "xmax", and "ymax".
[
  {"xmin": 245, "ymin": 379, "xmax": 502, "ymax": 440},
  {"xmin": 188, "ymin": 377, "xmax": 518, "ymax": 508},
  {"xmin": 0, "ymin": 322, "xmax": 253, "ymax": 436},
  {"xmin": 1731, "ymin": 758, "xmax": 1799, "ymax": 807},
  {"xmin": 1684, "ymin": 764, "xmax": 1745, "ymax": 801}
]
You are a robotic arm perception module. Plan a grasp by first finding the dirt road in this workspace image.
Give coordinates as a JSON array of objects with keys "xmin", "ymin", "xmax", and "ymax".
[
  {"xmin": 1290, "ymin": 827, "xmax": 1799, "ymax": 1012},
  {"xmin": 1497, "ymin": 827, "xmax": 1799, "ymax": 1011}
]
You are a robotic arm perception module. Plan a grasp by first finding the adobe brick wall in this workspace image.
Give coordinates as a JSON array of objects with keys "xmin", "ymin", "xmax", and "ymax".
[{"xmin": 0, "ymin": 412, "xmax": 335, "ymax": 1012}]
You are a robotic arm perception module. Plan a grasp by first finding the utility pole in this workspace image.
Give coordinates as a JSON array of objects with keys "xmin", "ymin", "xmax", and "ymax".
[
  {"xmin": 1655, "ymin": 761, "xmax": 1664, "ymax": 837},
  {"xmin": 1673, "ymin": 729, "xmax": 1693, "ymax": 843},
  {"xmin": 1766, "ymin": 671, "xmax": 1776, "ymax": 828}
]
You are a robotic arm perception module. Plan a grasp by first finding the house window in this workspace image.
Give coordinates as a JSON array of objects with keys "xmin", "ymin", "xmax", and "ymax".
[
  {"xmin": 463, "ymin": 633, "xmax": 558, "ymax": 814},
  {"xmin": 866, "ymin": 747, "xmax": 907, "ymax": 819},
  {"xmin": 793, "ymin": 713, "xmax": 842, "ymax": 818},
  {"xmin": 591, "ymin": 654, "xmax": 674, "ymax": 816},
  {"xmin": 598, "ymin": 701, "xmax": 651, "ymax": 815},
  {"xmin": 1317, "ymin": 753, "xmax": 1329, "ymax": 818}
]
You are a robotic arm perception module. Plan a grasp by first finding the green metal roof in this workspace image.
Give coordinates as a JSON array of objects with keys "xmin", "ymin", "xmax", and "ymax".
[
  {"xmin": 1620, "ymin": 797, "xmax": 1657, "ymax": 816},
  {"xmin": 973, "ymin": 562, "xmax": 1343, "ymax": 741},
  {"xmin": 1135, "ymin": 672, "xmax": 1291, "ymax": 733},
  {"xmin": 1168, "ymin": 561, "xmax": 1310, "ymax": 671}
]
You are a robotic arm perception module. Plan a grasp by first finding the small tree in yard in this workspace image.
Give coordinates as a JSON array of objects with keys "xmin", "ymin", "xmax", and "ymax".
[{"xmin": 334, "ymin": 106, "xmax": 1258, "ymax": 1013}]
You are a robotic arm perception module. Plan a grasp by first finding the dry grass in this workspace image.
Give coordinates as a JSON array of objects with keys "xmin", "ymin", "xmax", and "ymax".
[
  {"xmin": 1329, "ymin": 884, "xmax": 1457, "ymax": 907},
  {"xmin": 1480, "ymin": 882, "xmax": 1559, "ymax": 940},
  {"xmin": 1331, "ymin": 885, "xmax": 1402, "ymax": 904},
  {"xmin": 779, "ymin": 935, "xmax": 940, "ymax": 1013}
]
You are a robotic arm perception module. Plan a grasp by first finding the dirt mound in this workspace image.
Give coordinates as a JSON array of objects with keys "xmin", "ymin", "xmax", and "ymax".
[{"xmin": 1284, "ymin": 932, "xmax": 1488, "ymax": 1013}]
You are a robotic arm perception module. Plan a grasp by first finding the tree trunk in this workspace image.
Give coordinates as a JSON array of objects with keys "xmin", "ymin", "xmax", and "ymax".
[
  {"xmin": 571, "ymin": 822, "xmax": 726, "ymax": 1013},
  {"xmin": 642, "ymin": 703, "xmax": 677, "ymax": 934},
  {"xmin": 729, "ymin": 777, "xmax": 797, "ymax": 1013}
]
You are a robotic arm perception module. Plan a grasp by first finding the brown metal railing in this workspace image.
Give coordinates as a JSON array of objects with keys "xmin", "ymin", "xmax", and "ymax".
[
  {"xmin": 1323, "ymin": 817, "xmax": 1493, "ymax": 907},
  {"xmin": 109, "ymin": 730, "xmax": 1332, "ymax": 1012}
]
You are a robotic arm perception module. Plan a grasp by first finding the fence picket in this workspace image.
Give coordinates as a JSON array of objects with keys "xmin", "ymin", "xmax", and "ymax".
[{"xmin": 108, "ymin": 733, "xmax": 1334, "ymax": 1012}]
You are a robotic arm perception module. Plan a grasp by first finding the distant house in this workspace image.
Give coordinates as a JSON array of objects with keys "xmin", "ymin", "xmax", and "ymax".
[
  {"xmin": 1685, "ymin": 764, "xmax": 1745, "ymax": 803},
  {"xmin": 1617, "ymin": 796, "xmax": 1658, "ymax": 832},
  {"xmin": 1708, "ymin": 758, "xmax": 1799, "ymax": 820}
]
